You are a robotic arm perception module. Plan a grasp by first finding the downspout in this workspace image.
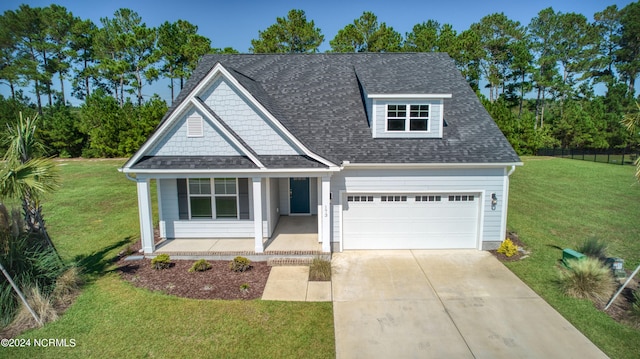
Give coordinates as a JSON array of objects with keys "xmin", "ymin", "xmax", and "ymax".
[
  {"xmin": 124, "ymin": 172, "xmax": 137, "ymax": 182},
  {"xmin": 507, "ymin": 165, "xmax": 516, "ymax": 177}
]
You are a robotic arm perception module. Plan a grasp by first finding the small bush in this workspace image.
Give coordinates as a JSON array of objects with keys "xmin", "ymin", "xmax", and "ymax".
[
  {"xmin": 309, "ymin": 256, "xmax": 332, "ymax": 281},
  {"xmin": 52, "ymin": 266, "xmax": 83, "ymax": 306},
  {"xmin": 8, "ymin": 286, "xmax": 57, "ymax": 332},
  {"xmin": 576, "ymin": 236, "xmax": 608, "ymax": 260},
  {"xmin": 229, "ymin": 256, "xmax": 251, "ymax": 272},
  {"xmin": 189, "ymin": 259, "xmax": 212, "ymax": 272},
  {"xmin": 559, "ymin": 257, "xmax": 616, "ymax": 305},
  {"xmin": 151, "ymin": 254, "xmax": 171, "ymax": 270},
  {"xmin": 240, "ymin": 283, "xmax": 250, "ymax": 293},
  {"xmin": 497, "ymin": 238, "xmax": 518, "ymax": 257}
]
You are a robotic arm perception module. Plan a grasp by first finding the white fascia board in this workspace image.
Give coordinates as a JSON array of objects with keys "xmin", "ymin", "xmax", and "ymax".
[
  {"xmin": 123, "ymin": 167, "xmax": 341, "ymax": 178},
  {"xmin": 341, "ymin": 162, "xmax": 524, "ymax": 170},
  {"xmin": 123, "ymin": 62, "xmax": 336, "ymax": 170},
  {"xmin": 190, "ymin": 98, "xmax": 265, "ymax": 169},
  {"xmin": 123, "ymin": 66, "xmax": 229, "ymax": 170},
  {"xmin": 122, "ymin": 103, "xmax": 194, "ymax": 170},
  {"xmin": 214, "ymin": 64, "xmax": 337, "ymax": 169},
  {"xmin": 367, "ymin": 94, "xmax": 453, "ymax": 99}
]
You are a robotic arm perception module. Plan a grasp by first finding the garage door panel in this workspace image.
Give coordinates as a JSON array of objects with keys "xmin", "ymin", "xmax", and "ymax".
[{"xmin": 343, "ymin": 193, "xmax": 479, "ymax": 250}]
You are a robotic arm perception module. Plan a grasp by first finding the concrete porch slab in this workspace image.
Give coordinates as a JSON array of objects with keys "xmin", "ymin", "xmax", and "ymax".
[
  {"xmin": 155, "ymin": 239, "xmax": 218, "ymax": 252},
  {"xmin": 209, "ymin": 239, "xmax": 255, "ymax": 252}
]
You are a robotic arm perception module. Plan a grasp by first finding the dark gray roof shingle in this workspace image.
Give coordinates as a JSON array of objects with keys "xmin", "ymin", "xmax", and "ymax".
[{"xmin": 141, "ymin": 53, "xmax": 519, "ymax": 169}]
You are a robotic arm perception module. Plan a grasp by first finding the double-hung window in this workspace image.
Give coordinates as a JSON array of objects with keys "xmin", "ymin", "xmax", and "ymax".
[
  {"xmin": 213, "ymin": 178, "xmax": 238, "ymax": 218},
  {"xmin": 183, "ymin": 178, "xmax": 239, "ymax": 219},
  {"xmin": 189, "ymin": 179, "xmax": 212, "ymax": 218},
  {"xmin": 386, "ymin": 104, "xmax": 429, "ymax": 132}
]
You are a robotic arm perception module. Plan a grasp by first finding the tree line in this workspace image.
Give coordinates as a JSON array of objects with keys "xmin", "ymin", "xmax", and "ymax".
[{"xmin": 1, "ymin": 3, "xmax": 639, "ymax": 157}]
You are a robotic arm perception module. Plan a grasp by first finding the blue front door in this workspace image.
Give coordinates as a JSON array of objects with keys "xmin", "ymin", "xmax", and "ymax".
[{"xmin": 290, "ymin": 177, "xmax": 310, "ymax": 214}]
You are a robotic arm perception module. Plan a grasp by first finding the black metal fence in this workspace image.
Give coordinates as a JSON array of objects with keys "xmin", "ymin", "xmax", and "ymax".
[{"xmin": 537, "ymin": 148, "xmax": 639, "ymax": 166}]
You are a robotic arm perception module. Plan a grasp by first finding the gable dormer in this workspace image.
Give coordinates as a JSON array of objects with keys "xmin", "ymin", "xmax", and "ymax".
[{"xmin": 367, "ymin": 94, "xmax": 451, "ymax": 139}]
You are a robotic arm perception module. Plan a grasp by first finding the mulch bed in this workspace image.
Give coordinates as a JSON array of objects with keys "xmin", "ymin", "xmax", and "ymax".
[
  {"xmin": 116, "ymin": 258, "xmax": 271, "ymax": 300},
  {"xmin": 489, "ymin": 232, "xmax": 528, "ymax": 261}
]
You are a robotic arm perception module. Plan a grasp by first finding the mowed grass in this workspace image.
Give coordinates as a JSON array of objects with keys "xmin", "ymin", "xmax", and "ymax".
[
  {"xmin": 5, "ymin": 159, "xmax": 335, "ymax": 358},
  {"xmin": 507, "ymin": 156, "xmax": 640, "ymax": 359}
]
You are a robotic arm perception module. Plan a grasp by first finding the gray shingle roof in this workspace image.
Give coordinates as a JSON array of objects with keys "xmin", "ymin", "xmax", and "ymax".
[{"xmin": 142, "ymin": 53, "xmax": 519, "ymax": 169}]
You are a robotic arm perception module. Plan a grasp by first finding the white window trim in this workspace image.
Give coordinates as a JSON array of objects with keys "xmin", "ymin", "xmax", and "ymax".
[
  {"xmin": 385, "ymin": 104, "xmax": 431, "ymax": 133},
  {"xmin": 187, "ymin": 178, "xmax": 240, "ymax": 220},
  {"xmin": 213, "ymin": 178, "xmax": 240, "ymax": 219}
]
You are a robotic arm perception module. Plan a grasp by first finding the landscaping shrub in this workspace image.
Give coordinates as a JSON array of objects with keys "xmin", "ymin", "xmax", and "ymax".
[
  {"xmin": 497, "ymin": 238, "xmax": 518, "ymax": 257},
  {"xmin": 229, "ymin": 256, "xmax": 251, "ymax": 272},
  {"xmin": 240, "ymin": 283, "xmax": 250, "ymax": 293},
  {"xmin": 559, "ymin": 257, "xmax": 616, "ymax": 305},
  {"xmin": 7, "ymin": 286, "xmax": 58, "ymax": 334},
  {"xmin": 309, "ymin": 256, "xmax": 331, "ymax": 281},
  {"xmin": 629, "ymin": 289, "xmax": 640, "ymax": 328},
  {"xmin": 52, "ymin": 266, "xmax": 83, "ymax": 306},
  {"xmin": 0, "ymin": 209, "xmax": 66, "ymax": 326},
  {"xmin": 576, "ymin": 236, "xmax": 608, "ymax": 260},
  {"xmin": 189, "ymin": 259, "xmax": 212, "ymax": 272},
  {"xmin": 151, "ymin": 254, "xmax": 171, "ymax": 270}
]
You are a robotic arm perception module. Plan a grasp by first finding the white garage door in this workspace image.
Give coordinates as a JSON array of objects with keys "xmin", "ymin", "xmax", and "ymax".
[{"xmin": 342, "ymin": 193, "xmax": 480, "ymax": 250}]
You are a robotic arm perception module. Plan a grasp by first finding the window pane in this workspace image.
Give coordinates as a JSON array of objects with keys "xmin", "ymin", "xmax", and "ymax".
[
  {"xmin": 190, "ymin": 197, "xmax": 212, "ymax": 218},
  {"xmin": 216, "ymin": 197, "xmax": 237, "ymax": 218},
  {"xmin": 410, "ymin": 104, "xmax": 429, "ymax": 117},
  {"xmin": 388, "ymin": 119, "xmax": 405, "ymax": 131},
  {"xmin": 215, "ymin": 178, "xmax": 236, "ymax": 194},
  {"xmin": 189, "ymin": 178, "xmax": 211, "ymax": 195},
  {"xmin": 387, "ymin": 105, "xmax": 406, "ymax": 117},
  {"xmin": 410, "ymin": 119, "xmax": 428, "ymax": 131}
]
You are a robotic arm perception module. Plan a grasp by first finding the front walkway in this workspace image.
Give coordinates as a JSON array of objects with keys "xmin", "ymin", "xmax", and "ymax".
[
  {"xmin": 261, "ymin": 266, "xmax": 332, "ymax": 302},
  {"xmin": 331, "ymin": 250, "xmax": 608, "ymax": 359},
  {"xmin": 153, "ymin": 215, "xmax": 323, "ymax": 258}
]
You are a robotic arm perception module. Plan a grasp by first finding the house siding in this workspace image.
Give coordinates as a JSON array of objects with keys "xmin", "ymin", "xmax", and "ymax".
[
  {"xmin": 200, "ymin": 76, "xmax": 301, "ymax": 155},
  {"xmin": 330, "ymin": 168, "xmax": 507, "ymax": 247},
  {"xmin": 148, "ymin": 108, "xmax": 241, "ymax": 156},
  {"xmin": 268, "ymin": 178, "xmax": 280, "ymax": 236},
  {"xmin": 372, "ymin": 99, "xmax": 443, "ymax": 138},
  {"xmin": 158, "ymin": 178, "xmax": 258, "ymax": 239}
]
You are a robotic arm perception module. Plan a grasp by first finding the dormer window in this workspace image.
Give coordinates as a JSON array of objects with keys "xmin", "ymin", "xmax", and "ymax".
[{"xmin": 386, "ymin": 104, "xmax": 430, "ymax": 132}]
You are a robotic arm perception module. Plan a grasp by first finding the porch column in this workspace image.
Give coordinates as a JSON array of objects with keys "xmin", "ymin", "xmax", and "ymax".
[
  {"xmin": 321, "ymin": 175, "xmax": 331, "ymax": 253},
  {"xmin": 136, "ymin": 178, "xmax": 155, "ymax": 254},
  {"xmin": 252, "ymin": 177, "xmax": 264, "ymax": 253}
]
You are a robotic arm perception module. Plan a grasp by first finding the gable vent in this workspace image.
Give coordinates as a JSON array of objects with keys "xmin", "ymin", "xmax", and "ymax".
[{"xmin": 187, "ymin": 116, "xmax": 203, "ymax": 137}]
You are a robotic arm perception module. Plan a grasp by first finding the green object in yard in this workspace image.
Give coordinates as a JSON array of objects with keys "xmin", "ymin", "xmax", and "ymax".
[{"xmin": 562, "ymin": 248, "xmax": 586, "ymax": 268}]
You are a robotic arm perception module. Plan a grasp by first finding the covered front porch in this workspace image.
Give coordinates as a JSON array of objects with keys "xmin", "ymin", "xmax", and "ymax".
[{"xmin": 152, "ymin": 215, "xmax": 323, "ymax": 258}]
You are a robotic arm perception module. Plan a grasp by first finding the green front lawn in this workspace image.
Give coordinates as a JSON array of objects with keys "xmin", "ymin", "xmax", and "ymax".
[
  {"xmin": 4, "ymin": 156, "xmax": 639, "ymax": 358},
  {"xmin": 507, "ymin": 156, "xmax": 640, "ymax": 359},
  {"xmin": 4, "ymin": 159, "xmax": 335, "ymax": 359}
]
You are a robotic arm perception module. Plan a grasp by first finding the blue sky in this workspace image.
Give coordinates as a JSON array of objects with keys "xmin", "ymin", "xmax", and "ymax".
[{"xmin": 1, "ymin": 0, "xmax": 634, "ymax": 104}]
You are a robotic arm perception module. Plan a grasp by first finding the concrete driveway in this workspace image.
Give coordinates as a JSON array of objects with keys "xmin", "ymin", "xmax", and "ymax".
[{"xmin": 332, "ymin": 250, "xmax": 608, "ymax": 359}]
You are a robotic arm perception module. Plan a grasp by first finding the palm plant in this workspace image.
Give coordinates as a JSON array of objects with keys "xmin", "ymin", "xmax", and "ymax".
[
  {"xmin": 1, "ymin": 112, "xmax": 60, "ymax": 252},
  {"xmin": 0, "ymin": 112, "xmax": 63, "ymax": 326}
]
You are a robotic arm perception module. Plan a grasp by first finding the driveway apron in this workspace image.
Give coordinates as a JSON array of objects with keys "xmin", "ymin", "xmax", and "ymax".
[{"xmin": 331, "ymin": 250, "xmax": 608, "ymax": 359}]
